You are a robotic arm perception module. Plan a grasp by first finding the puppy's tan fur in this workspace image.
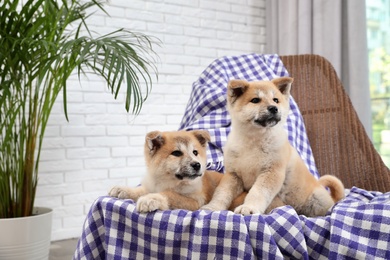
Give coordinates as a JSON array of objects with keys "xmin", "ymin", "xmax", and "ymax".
[
  {"xmin": 109, "ymin": 130, "xmax": 245, "ymax": 213},
  {"xmin": 201, "ymin": 77, "xmax": 345, "ymax": 217}
]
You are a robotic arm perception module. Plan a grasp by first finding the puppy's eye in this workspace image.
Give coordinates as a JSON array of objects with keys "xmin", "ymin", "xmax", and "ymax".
[
  {"xmin": 193, "ymin": 150, "xmax": 198, "ymax": 156},
  {"xmin": 273, "ymin": 98, "xmax": 279, "ymax": 103},
  {"xmin": 250, "ymin": 98, "xmax": 260, "ymax": 103},
  {"xmin": 171, "ymin": 150, "xmax": 183, "ymax": 157}
]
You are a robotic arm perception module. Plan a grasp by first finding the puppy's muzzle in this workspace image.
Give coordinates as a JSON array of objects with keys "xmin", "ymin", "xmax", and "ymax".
[
  {"xmin": 254, "ymin": 106, "xmax": 281, "ymax": 127},
  {"xmin": 175, "ymin": 162, "xmax": 202, "ymax": 180}
]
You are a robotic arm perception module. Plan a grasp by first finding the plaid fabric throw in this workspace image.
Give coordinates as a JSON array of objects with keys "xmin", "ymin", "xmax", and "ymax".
[
  {"xmin": 73, "ymin": 187, "xmax": 390, "ymax": 259},
  {"xmin": 179, "ymin": 53, "xmax": 319, "ymax": 178}
]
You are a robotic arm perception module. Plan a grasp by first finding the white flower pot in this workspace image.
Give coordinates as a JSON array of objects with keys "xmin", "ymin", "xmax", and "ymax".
[{"xmin": 0, "ymin": 207, "xmax": 53, "ymax": 260}]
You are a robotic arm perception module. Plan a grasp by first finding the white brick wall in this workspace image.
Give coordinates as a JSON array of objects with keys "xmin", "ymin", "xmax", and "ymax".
[{"xmin": 36, "ymin": 0, "xmax": 266, "ymax": 241}]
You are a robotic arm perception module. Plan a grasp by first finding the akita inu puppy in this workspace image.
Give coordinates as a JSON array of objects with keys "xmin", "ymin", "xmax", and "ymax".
[
  {"xmin": 109, "ymin": 130, "xmax": 245, "ymax": 213},
  {"xmin": 201, "ymin": 77, "xmax": 345, "ymax": 217}
]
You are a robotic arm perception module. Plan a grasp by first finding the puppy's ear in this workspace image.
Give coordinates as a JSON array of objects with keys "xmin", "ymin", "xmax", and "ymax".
[
  {"xmin": 227, "ymin": 79, "xmax": 249, "ymax": 104},
  {"xmin": 145, "ymin": 131, "xmax": 164, "ymax": 155},
  {"xmin": 272, "ymin": 77, "xmax": 293, "ymax": 97},
  {"xmin": 191, "ymin": 130, "xmax": 210, "ymax": 147}
]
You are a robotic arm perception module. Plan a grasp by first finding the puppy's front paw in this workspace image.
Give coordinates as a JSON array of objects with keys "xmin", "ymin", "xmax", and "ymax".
[
  {"xmin": 108, "ymin": 186, "xmax": 134, "ymax": 200},
  {"xmin": 136, "ymin": 193, "xmax": 169, "ymax": 213},
  {"xmin": 234, "ymin": 204, "xmax": 262, "ymax": 215}
]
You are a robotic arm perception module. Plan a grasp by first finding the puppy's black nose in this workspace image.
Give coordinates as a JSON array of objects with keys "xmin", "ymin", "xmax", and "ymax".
[
  {"xmin": 268, "ymin": 106, "xmax": 278, "ymax": 114},
  {"xmin": 191, "ymin": 162, "xmax": 201, "ymax": 171}
]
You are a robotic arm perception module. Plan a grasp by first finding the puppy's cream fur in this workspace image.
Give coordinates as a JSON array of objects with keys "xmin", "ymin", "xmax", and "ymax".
[
  {"xmin": 109, "ymin": 130, "xmax": 245, "ymax": 213},
  {"xmin": 201, "ymin": 77, "xmax": 344, "ymax": 217}
]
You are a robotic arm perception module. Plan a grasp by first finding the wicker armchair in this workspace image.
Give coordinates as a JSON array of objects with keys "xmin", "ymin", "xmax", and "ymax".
[{"xmin": 281, "ymin": 54, "xmax": 390, "ymax": 192}]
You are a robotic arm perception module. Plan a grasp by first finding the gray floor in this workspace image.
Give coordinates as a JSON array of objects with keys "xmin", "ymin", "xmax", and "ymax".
[{"xmin": 49, "ymin": 238, "xmax": 79, "ymax": 260}]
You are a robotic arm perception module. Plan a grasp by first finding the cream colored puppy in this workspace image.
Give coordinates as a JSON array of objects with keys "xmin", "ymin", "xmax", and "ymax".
[
  {"xmin": 109, "ymin": 130, "xmax": 245, "ymax": 213},
  {"xmin": 201, "ymin": 77, "xmax": 344, "ymax": 217}
]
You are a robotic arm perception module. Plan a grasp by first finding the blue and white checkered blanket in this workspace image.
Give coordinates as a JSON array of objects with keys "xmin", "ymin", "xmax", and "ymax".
[
  {"xmin": 74, "ymin": 188, "xmax": 390, "ymax": 259},
  {"xmin": 73, "ymin": 54, "xmax": 390, "ymax": 259}
]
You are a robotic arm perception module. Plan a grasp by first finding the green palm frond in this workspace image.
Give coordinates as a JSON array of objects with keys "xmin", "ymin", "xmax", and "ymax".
[{"xmin": 0, "ymin": 0, "xmax": 159, "ymax": 218}]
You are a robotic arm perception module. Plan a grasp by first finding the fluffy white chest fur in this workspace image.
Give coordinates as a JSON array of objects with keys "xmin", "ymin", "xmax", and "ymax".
[{"xmin": 224, "ymin": 123, "xmax": 288, "ymax": 191}]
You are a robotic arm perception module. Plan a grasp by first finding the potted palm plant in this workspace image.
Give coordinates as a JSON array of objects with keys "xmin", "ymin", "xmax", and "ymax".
[{"xmin": 0, "ymin": 0, "xmax": 158, "ymax": 258}]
